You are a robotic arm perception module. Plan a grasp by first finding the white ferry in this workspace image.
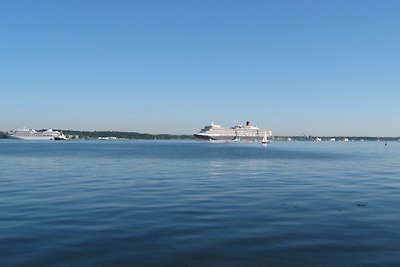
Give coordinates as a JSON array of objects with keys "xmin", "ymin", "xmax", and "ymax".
[
  {"xmin": 7, "ymin": 128, "xmax": 62, "ymax": 140},
  {"xmin": 194, "ymin": 121, "xmax": 273, "ymax": 142}
]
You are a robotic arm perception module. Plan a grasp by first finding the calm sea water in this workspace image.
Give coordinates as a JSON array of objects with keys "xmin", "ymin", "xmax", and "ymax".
[{"xmin": 1, "ymin": 140, "xmax": 400, "ymax": 266}]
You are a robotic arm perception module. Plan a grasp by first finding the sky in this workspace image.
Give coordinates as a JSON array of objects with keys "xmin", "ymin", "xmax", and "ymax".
[{"xmin": 1, "ymin": 0, "xmax": 399, "ymax": 136}]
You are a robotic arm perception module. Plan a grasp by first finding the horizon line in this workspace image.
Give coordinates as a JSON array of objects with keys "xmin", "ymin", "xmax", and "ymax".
[{"xmin": 1, "ymin": 129, "xmax": 399, "ymax": 138}]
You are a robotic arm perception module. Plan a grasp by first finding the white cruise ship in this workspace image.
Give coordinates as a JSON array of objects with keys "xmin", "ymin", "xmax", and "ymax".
[
  {"xmin": 7, "ymin": 128, "xmax": 62, "ymax": 140},
  {"xmin": 194, "ymin": 121, "xmax": 273, "ymax": 142}
]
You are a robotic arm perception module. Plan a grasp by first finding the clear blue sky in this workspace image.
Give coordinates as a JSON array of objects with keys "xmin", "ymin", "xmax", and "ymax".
[{"xmin": 1, "ymin": 0, "xmax": 399, "ymax": 136}]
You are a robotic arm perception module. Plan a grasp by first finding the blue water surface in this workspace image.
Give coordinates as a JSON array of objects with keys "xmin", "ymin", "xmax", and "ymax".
[{"xmin": 1, "ymin": 140, "xmax": 399, "ymax": 266}]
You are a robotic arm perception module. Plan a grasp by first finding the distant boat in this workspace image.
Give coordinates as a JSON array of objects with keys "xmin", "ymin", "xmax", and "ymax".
[
  {"xmin": 315, "ymin": 137, "xmax": 322, "ymax": 142},
  {"xmin": 330, "ymin": 138, "xmax": 336, "ymax": 142},
  {"xmin": 232, "ymin": 134, "xmax": 241, "ymax": 142},
  {"xmin": 261, "ymin": 131, "xmax": 269, "ymax": 144},
  {"xmin": 194, "ymin": 121, "xmax": 272, "ymax": 142},
  {"xmin": 7, "ymin": 128, "xmax": 61, "ymax": 140},
  {"xmin": 54, "ymin": 132, "xmax": 68, "ymax": 140},
  {"xmin": 344, "ymin": 138, "xmax": 349, "ymax": 142}
]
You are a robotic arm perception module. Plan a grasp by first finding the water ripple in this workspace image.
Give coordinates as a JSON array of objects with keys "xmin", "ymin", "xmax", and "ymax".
[{"xmin": 1, "ymin": 140, "xmax": 400, "ymax": 266}]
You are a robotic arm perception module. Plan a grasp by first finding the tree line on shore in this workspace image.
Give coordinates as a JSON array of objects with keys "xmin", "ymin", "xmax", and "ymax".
[
  {"xmin": 0, "ymin": 130, "xmax": 194, "ymax": 139},
  {"xmin": 60, "ymin": 130, "xmax": 195, "ymax": 140}
]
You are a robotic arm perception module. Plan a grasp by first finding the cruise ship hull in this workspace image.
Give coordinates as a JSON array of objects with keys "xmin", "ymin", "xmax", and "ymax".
[
  {"xmin": 194, "ymin": 134, "xmax": 264, "ymax": 142},
  {"xmin": 8, "ymin": 136, "xmax": 57, "ymax": 140}
]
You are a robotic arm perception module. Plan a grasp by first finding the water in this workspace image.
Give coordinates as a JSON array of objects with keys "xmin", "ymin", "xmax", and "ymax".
[{"xmin": 1, "ymin": 140, "xmax": 400, "ymax": 266}]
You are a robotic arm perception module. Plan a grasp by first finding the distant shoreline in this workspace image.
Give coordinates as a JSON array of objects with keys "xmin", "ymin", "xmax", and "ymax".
[
  {"xmin": 0, "ymin": 130, "xmax": 195, "ymax": 140},
  {"xmin": 0, "ymin": 130, "xmax": 399, "ymax": 141},
  {"xmin": 274, "ymin": 136, "xmax": 400, "ymax": 142}
]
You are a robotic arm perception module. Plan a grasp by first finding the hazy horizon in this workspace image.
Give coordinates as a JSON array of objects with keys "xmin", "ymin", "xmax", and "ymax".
[
  {"xmin": 1, "ymin": 1, "xmax": 399, "ymax": 136},
  {"xmin": 2, "ymin": 125, "xmax": 400, "ymax": 137}
]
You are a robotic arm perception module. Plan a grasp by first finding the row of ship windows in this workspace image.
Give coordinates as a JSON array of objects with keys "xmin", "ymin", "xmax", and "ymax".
[
  {"xmin": 208, "ymin": 132, "xmax": 262, "ymax": 134},
  {"xmin": 209, "ymin": 130, "xmax": 264, "ymax": 133},
  {"xmin": 15, "ymin": 134, "xmax": 56, "ymax": 136},
  {"xmin": 209, "ymin": 134, "xmax": 261, "ymax": 136}
]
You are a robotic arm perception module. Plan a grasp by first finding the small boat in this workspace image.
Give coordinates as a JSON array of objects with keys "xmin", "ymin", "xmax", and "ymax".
[
  {"xmin": 261, "ymin": 131, "xmax": 268, "ymax": 144},
  {"xmin": 232, "ymin": 135, "xmax": 241, "ymax": 142},
  {"xmin": 54, "ymin": 133, "xmax": 68, "ymax": 140}
]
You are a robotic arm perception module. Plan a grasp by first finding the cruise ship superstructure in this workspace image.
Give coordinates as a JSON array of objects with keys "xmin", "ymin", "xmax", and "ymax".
[
  {"xmin": 194, "ymin": 121, "xmax": 272, "ymax": 142},
  {"xmin": 7, "ymin": 128, "xmax": 62, "ymax": 140}
]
